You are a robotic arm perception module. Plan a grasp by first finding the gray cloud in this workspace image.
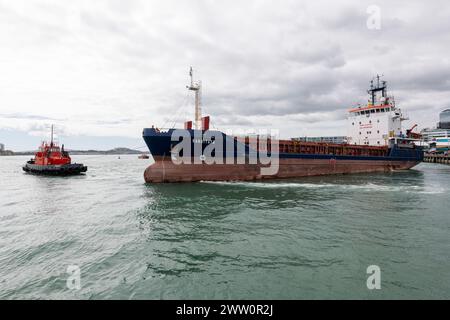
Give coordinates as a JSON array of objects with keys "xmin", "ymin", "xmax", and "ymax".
[
  {"xmin": 0, "ymin": 0, "xmax": 450, "ymax": 144},
  {"xmin": 0, "ymin": 113, "xmax": 60, "ymax": 121}
]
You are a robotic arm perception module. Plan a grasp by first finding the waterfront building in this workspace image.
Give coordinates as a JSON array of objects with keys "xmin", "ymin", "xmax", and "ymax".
[
  {"xmin": 421, "ymin": 129, "xmax": 450, "ymax": 153},
  {"xmin": 421, "ymin": 110, "xmax": 450, "ymax": 153},
  {"xmin": 438, "ymin": 109, "xmax": 450, "ymax": 129}
]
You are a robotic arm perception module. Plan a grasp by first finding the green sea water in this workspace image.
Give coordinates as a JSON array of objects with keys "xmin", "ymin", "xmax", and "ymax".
[{"xmin": 0, "ymin": 155, "xmax": 449, "ymax": 299}]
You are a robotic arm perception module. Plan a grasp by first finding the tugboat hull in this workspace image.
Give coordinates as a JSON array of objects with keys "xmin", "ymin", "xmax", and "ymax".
[{"xmin": 23, "ymin": 162, "xmax": 87, "ymax": 176}]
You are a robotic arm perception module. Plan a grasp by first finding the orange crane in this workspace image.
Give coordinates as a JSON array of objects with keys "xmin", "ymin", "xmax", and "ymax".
[{"xmin": 406, "ymin": 124, "xmax": 422, "ymax": 139}]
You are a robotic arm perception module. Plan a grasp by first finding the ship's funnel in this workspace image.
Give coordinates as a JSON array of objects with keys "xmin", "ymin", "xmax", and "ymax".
[{"xmin": 201, "ymin": 116, "xmax": 210, "ymax": 131}]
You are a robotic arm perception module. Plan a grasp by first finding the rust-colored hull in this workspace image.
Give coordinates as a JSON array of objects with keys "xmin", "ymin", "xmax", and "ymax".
[{"xmin": 144, "ymin": 157, "xmax": 420, "ymax": 183}]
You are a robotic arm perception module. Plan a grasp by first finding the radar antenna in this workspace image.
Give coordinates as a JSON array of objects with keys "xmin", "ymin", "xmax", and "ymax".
[{"xmin": 368, "ymin": 74, "xmax": 387, "ymax": 105}]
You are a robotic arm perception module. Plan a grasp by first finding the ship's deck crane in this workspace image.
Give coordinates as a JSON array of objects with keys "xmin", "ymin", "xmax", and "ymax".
[{"xmin": 406, "ymin": 124, "xmax": 422, "ymax": 139}]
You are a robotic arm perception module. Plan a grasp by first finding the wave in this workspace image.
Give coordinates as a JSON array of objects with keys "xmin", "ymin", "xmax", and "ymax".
[{"xmin": 200, "ymin": 181, "xmax": 446, "ymax": 194}]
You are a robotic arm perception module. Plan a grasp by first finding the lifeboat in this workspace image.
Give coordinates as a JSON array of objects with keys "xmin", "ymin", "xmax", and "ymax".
[{"xmin": 23, "ymin": 126, "xmax": 87, "ymax": 176}]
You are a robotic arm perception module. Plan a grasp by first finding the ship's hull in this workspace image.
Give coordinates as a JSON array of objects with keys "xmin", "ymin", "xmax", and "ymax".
[
  {"xmin": 144, "ymin": 156, "xmax": 420, "ymax": 183},
  {"xmin": 142, "ymin": 128, "xmax": 423, "ymax": 183},
  {"xmin": 23, "ymin": 162, "xmax": 88, "ymax": 176}
]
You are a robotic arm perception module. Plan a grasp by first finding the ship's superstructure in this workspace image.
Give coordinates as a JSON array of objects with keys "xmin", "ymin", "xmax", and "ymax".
[
  {"xmin": 142, "ymin": 70, "xmax": 423, "ymax": 183},
  {"xmin": 347, "ymin": 76, "xmax": 405, "ymax": 146}
]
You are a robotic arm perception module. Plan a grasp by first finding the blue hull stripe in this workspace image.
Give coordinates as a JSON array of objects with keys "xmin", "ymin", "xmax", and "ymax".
[{"xmin": 142, "ymin": 128, "xmax": 423, "ymax": 163}]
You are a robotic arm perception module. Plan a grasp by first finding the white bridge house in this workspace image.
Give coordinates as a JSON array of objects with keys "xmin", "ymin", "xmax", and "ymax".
[{"xmin": 347, "ymin": 77, "xmax": 405, "ymax": 146}]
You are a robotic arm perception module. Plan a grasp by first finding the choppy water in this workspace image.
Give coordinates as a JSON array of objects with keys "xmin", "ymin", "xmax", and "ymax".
[{"xmin": 0, "ymin": 155, "xmax": 449, "ymax": 299}]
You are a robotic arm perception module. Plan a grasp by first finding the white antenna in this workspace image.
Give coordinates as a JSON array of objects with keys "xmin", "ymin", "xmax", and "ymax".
[{"xmin": 186, "ymin": 67, "xmax": 202, "ymax": 130}]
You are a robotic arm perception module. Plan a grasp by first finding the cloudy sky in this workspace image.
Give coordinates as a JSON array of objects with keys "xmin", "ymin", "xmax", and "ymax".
[{"xmin": 1, "ymin": 0, "xmax": 450, "ymax": 150}]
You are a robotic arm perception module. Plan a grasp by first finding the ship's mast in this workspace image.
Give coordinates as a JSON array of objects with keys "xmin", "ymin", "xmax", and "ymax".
[
  {"xmin": 368, "ymin": 74, "xmax": 387, "ymax": 105},
  {"xmin": 50, "ymin": 124, "xmax": 54, "ymax": 147},
  {"xmin": 187, "ymin": 67, "xmax": 202, "ymax": 130}
]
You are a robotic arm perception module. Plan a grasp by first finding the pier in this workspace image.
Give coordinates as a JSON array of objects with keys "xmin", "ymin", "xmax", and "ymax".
[{"xmin": 424, "ymin": 153, "xmax": 450, "ymax": 165}]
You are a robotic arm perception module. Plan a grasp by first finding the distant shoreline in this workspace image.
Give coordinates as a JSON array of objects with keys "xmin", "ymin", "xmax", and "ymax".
[{"xmin": 0, "ymin": 147, "xmax": 147, "ymax": 156}]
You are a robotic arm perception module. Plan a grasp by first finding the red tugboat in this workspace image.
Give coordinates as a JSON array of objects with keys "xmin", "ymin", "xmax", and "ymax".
[{"xmin": 23, "ymin": 125, "xmax": 87, "ymax": 175}]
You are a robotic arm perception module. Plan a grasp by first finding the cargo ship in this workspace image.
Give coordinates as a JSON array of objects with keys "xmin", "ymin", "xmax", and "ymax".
[
  {"xmin": 142, "ymin": 70, "xmax": 423, "ymax": 183},
  {"xmin": 23, "ymin": 125, "xmax": 87, "ymax": 176}
]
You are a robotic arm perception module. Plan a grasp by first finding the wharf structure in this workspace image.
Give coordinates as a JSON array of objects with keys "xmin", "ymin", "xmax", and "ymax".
[{"xmin": 424, "ymin": 153, "xmax": 450, "ymax": 165}]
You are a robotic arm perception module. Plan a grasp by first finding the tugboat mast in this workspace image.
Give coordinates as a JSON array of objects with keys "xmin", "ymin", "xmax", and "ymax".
[
  {"xmin": 50, "ymin": 124, "xmax": 54, "ymax": 147},
  {"xmin": 187, "ymin": 67, "xmax": 202, "ymax": 130}
]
